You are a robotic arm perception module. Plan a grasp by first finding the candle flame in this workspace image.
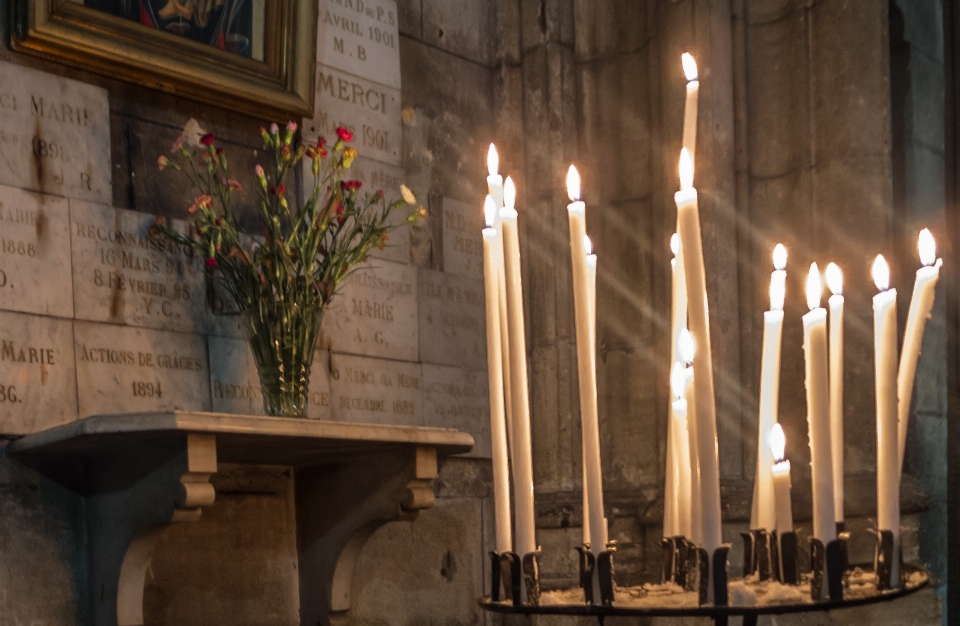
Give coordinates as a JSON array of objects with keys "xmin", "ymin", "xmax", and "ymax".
[
  {"xmin": 566, "ymin": 165, "xmax": 581, "ymax": 202},
  {"xmin": 681, "ymin": 52, "xmax": 698, "ymax": 82},
  {"xmin": 583, "ymin": 234, "xmax": 593, "ymax": 255},
  {"xmin": 487, "ymin": 144, "xmax": 499, "ymax": 177},
  {"xmin": 483, "ymin": 195, "xmax": 497, "ymax": 228},
  {"xmin": 769, "ymin": 423, "xmax": 786, "ymax": 463},
  {"xmin": 504, "ymin": 176, "xmax": 516, "ymax": 209},
  {"xmin": 773, "ymin": 243, "xmax": 787, "ymax": 271},
  {"xmin": 679, "ymin": 148, "xmax": 694, "ymax": 191},
  {"xmin": 679, "ymin": 328, "xmax": 696, "ymax": 364},
  {"xmin": 825, "ymin": 262, "xmax": 843, "ymax": 296},
  {"xmin": 873, "ymin": 254, "xmax": 890, "ymax": 291},
  {"xmin": 670, "ymin": 362, "xmax": 687, "ymax": 400},
  {"xmin": 770, "ymin": 273, "xmax": 785, "ymax": 312},
  {"xmin": 918, "ymin": 228, "xmax": 936, "ymax": 266},
  {"xmin": 806, "ymin": 263, "xmax": 822, "ymax": 311},
  {"xmin": 670, "ymin": 233, "xmax": 680, "ymax": 256}
]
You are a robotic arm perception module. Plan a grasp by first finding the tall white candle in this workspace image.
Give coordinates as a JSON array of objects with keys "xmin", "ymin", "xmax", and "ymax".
[
  {"xmin": 873, "ymin": 254, "xmax": 900, "ymax": 588},
  {"xmin": 825, "ymin": 262, "xmax": 845, "ymax": 524},
  {"xmin": 666, "ymin": 234, "xmax": 687, "ymax": 538},
  {"xmin": 674, "ymin": 149, "xmax": 722, "ymax": 556},
  {"xmin": 679, "ymin": 331, "xmax": 701, "ymax": 544},
  {"xmin": 499, "ymin": 177, "xmax": 537, "ymax": 559},
  {"xmin": 671, "ymin": 359, "xmax": 695, "ymax": 539},
  {"xmin": 482, "ymin": 196, "xmax": 512, "ymax": 554},
  {"xmin": 487, "ymin": 146, "xmax": 515, "ymax": 457},
  {"xmin": 751, "ymin": 244, "xmax": 787, "ymax": 532},
  {"xmin": 681, "ymin": 53, "xmax": 699, "ymax": 163},
  {"xmin": 898, "ymin": 229, "xmax": 942, "ymax": 471},
  {"xmin": 584, "ymin": 234, "xmax": 599, "ymax": 545},
  {"xmin": 567, "ymin": 166, "xmax": 606, "ymax": 558},
  {"xmin": 802, "ymin": 263, "xmax": 836, "ymax": 546},
  {"xmin": 769, "ymin": 423, "xmax": 794, "ymax": 535}
]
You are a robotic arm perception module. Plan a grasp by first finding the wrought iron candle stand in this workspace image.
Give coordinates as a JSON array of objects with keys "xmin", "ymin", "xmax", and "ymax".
[{"xmin": 480, "ymin": 527, "xmax": 929, "ymax": 626}]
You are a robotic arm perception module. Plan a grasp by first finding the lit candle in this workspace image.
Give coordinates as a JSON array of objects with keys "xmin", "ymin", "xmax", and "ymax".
[
  {"xmin": 481, "ymin": 196, "xmax": 512, "ymax": 554},
  {"xmin": 681, "ymin": 53, "xmax": 699, "ymax": 163},
  {"xmin": 499, "ymin": 177, "xmax": 537, "ymax": 559},
  {"xmin": 583, "ymin": 234, "xmax": 598, "ymax": 545},
  {"xmin": 674, "ymin": 149, "xmax": 721, "ymax": 556},
  {"xmin": 487, "ymin": 146, "xmax": 515, "ymax": 457},
  {"xmin": 769, "ymin": 423, "xmax": 794, "ymax": 534},
  {"xmin": 567, "ymin": 166, "xmax": 606, "ymax": 559},
  {"xmin": 825, "ymin": 262, "xmax": 845, "ymax": 524},
  {"xmin": 802, "ymin": 263, "xmax": 836, "ymax": 547},
  {"xmin": 751, "ymin": 244, "xmax": 786, "ymax": 533},
  {"xmin": 666, "ymin": 234, "xmax": 688, "ymax": 539},
  {"xmin": 898, "ymin": 229, "xmax": 942, "ymax": 471},
  {"xmin": 873, "ymin": 254, "xmax": 900, "ymax": 588}
]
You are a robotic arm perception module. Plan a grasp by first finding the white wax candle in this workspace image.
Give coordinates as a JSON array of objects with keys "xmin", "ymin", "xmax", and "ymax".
[
  {"xmin": 666, "ymin": 235, "xmax": 687, "ymax": 538},
  {"xmin": 499, "ymin": 177, "xmax": 537, "ymax": 559},
  {"xmin": 873, "ymin": 254, "xmax": 900, "ymax": 588},
  {"xmin": 751, "ymin": 244, "xmax": 786, "ymax": 532},
  {"xmin": 898, "ymin": 229, "xmax": 942, "ymax": 471},
  {"xmin": 584, "ymin": 236, "xmax": 598, "ymax": 545},
  {"xmin": 675, "ymin": 396, "xmax": 694, "ymax": 538},
  {"xmin": 678, "ymin": 335, "xmax": 701, "ymax": 544},
  {"xmin": 566, "ymin": 166, "xmax": 606, "ymax": 559},
  {"xmin": 482, "ymin": 199, "xmax": 512, "ymax": 554},
  {"xmin": 487, "ymin": 146, "xmax": 514, "ymax": 457},
  {"xmin": 802, "ymin": 264, "xmax": 836, "ymax": 546},
  {"xmin": 681, "ymin": 53, "xmax": 699, "ymax": 163},
  {"xmin": 674, "ymin": 150, "xmax": 722, "ymax": 556},
  {"xmin": 769, "ymin": 424, "xmax": 794, "ymax": 534},
  {"xmin": 826, "ymin": 262, "xmax": 845, "ymax": 523}
]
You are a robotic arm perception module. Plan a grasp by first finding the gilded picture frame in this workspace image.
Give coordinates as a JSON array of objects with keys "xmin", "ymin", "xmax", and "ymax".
[{"xmin": 10, "ymin": 0, "xmax": 317, "ymax": 118}]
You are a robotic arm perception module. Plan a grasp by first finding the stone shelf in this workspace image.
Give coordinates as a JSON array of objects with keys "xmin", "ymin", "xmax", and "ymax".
[{"xmin": 7, "ymin": 411, "xmax": 474, "ymax": 626}]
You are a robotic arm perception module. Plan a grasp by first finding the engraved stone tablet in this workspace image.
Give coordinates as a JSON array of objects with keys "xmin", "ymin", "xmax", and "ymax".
[
  {"xmin": 329, "ymin": 352, "xmax": 422, "ymax": 425},
  {"xmin": 0, "ymin": 186, "xmax": 73, "ymax": 316},
  {"xmin": 209, "ymin": 335, "xmax": 332, "ymax": 419},
  {"xmin": 74, "ymin": 321, "xmax": 210, "ymax": 417},
  {"xmin": 442, "ymin": 197, "xmax": 483, "ymax": 279},
  {"xmin": 418, "ymin": 268, "xmax": 486, "ymax": 369},
  {"xmin": 0, "ymin": 311, "xmax": 77, "ymax": 435},
  {"xmin": 422, "ymin": 364, "xmax": 490, "ymax": 458},
  {"xmin": 70, "ymin": 201, "xmax": 209, "ymax": 333},
  {"xmin": 305, "ymin": 64, "xmax": 402, "ymax": 166},
  {"xmin": 321, "ymin": 261, "xmax": 418, "ymax": 361},
  {"xmin": 0, "ymin": 62, "xmax": 111, "ymax": 203},
  {"xmin": 317, "ymin": 0, "xmax": 401, "ymax": 89}
]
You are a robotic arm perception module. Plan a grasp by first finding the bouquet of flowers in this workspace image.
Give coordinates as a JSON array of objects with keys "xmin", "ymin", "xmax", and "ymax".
[{"xmin": 151, "ymin": 120, "xmax": 419, "ymax": 416}]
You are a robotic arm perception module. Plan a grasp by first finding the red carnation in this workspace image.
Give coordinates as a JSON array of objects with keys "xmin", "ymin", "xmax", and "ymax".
[
  {"xmin": 336, "ymin": 127, "xmax": 353, "ymax": 142},
  {"xmin": 206, "ymin": 257, "xmax": 218, "ymax": 268},
  {"xmin": 200, "ymin": 133, "xmax": 215, "ymax": 146},
  {"xmin": 341, "ymin": 180, "xmax": 362, "ymax": 191},
  {"xmin": 317, "ymin": 137, "xmax": 327, "ymax": 148}
]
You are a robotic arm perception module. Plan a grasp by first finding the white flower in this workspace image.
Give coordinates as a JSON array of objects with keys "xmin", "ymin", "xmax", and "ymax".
[
  {"xmin": 400, "ymin": 184, "xmax": 416, "ymax": 205},
  {"xmin": 182, "ymin": 118, "xmax": 206, "ymax": 148}
]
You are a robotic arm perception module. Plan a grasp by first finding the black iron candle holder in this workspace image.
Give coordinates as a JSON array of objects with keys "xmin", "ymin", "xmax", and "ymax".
[
  {"xmin": 775, "ymin": 530, "xmax": 800, "ymax": 584},
  {"xmin": 576, "ymin": 543, "xmax": 617, "ymax": 606},
  {"xmin": 521, "ymin": 550, "xmax": 541, "ymax": 606},
  {"xmin": 873, "ymin": 529, "xmax": 902, "ymax": 591},
  {"xmin": 488, "ymin": 551, "xmax": 522, "ymax": 604},
  {"xmin": 809, "ymin": 537, "xmax": 846, "ymax": 601}
]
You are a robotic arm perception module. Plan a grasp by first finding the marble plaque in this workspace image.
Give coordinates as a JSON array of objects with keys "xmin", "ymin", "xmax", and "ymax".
[
  {"xmin": 70, "ymin": 201, "xmax": 210, "ymax": 333},
  {"xmin": 305, "ymin": 64, "xmax": 402, "ymax": 166},
  {"xmin": 300, "ymin": 155, "xmax": 410, "ymax": 265},
  {"xmin": 321, "ymin": 260, "xmax": 418, "ymax": 361},
  {"xmin": 418, "ymin": 268, "xmax": 486, "ymax": 369},
  {"xmin": 74, "ymin": 321, "xmax": 210, "ymax": 417},
  {"xmin": 0, "ymin": 311, "xmax": 77, "ymax": 435},
  {"xmin": 317, "ymin": 0, "xmax": 401, "ymax": 89},
  {"xmin": 329, "ymin": 352, "xmax": 422, "ymax": 425},
  {"xmin": 0, "ymin": 62, "xmax": 111, "ymax": 203},
  {"xmin": 442, "ymin": 197, "xmax": 483, "ymax": 279},
  {"xmin": 422, "ymin": 364, "xmax": 489, "ymax": 458},
  {"xmin": 0, "ymin": 186, "xmax": 73, "ymax": 316},
  {"xmin": 208, "ymin": 335, "xmax": 332, "ymax": 419}
]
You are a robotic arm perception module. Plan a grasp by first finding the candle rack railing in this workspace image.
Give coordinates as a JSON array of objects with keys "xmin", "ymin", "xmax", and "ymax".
[{"xmin": 479, "ymin": 526, "xmax": 930, "ymax": 626}]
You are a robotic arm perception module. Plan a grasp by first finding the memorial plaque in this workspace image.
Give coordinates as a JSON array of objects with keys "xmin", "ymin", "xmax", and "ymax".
[
  {"xmin": 0, "ymin": 62, "xmax": 111, "ymax": 204},
  {"xmin": 442, "ymin": 197, "xmax": 483, "ymax": 279},
  {"xmin": 317, "ymin": 0, "xmax": 401, "ymax": 89},
  {"xmin": 300, "ymin": 156, "xmax": 411, "ymax": 265},
  {"xmin": 322, "ymin": 260, "xmax": 418, "ymax": 361},
  {"xmin": 304, "ymin": 64, "xmax": 402, "ymax": 166},
  {"xmin": 209, "ymin": 335, "xmax": 332, "ymax": 419},
  {"xmin": 418, "ymin": 268, "xmax": 486, "ymax": 369},
  {"xmin": 74, "ymin": 321, "xmax": 210, "ymax": 417},
  {"xmin": 329, "ymin": 352, "xmax": 422, "ymax": 425},
  {"xmin": 422, "ymin": 364, "xmax": 489, "ymax": 458},
  {"xmin": 70, "ymin": 201, "xmax": 209, "ymax": 333},
  {"xmin": 0, "ymin": 186, "xmax": 73, "ymax": 316},
  {"xmin": 0, "ymin": 311, "xmax": 77, "ymax": 435}
]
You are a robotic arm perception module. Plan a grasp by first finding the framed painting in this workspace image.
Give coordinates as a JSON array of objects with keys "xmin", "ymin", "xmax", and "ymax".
[{"xmin": 10, "ymin": 0, "xmax": 317, "ymax": 118}]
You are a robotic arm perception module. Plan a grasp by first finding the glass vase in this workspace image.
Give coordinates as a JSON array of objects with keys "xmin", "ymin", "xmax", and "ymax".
[{"xmin": 241, "ymin": 301, "xmax": 324, "ymax": 417}]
